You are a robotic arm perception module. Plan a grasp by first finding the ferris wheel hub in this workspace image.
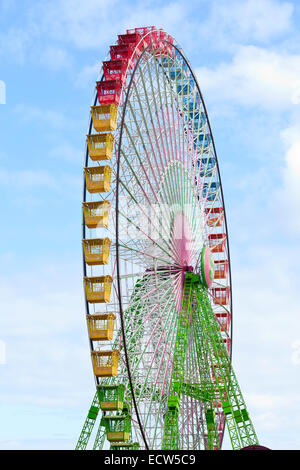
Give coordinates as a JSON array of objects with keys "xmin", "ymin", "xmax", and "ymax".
[{"xmin": 184, "ymin": 265, "xmax": 194, "ymax": 272}]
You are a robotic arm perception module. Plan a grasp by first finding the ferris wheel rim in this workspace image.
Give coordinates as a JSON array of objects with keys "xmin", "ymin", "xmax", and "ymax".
[{"xmin": 81, "ymin": 27, "xmax": 233, "ymax": 450}]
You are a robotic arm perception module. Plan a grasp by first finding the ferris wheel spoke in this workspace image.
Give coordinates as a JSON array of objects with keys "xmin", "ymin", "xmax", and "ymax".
[
  {"xmin": 118, "ymin": 241, "xmax": 177, "ymax": 267},
  {"xmin": 123, "ymin": 118, "xmax": 160, "ymax": 200},
  {"xmin": 133, "ymin": 277, "xmax": 182, "ymax": 446},
  {"xmin": 122, "ymin": 272, "xmax": 182, "ymax": 445},
  {"xmin": 117, "ymin": 165, "xmax": 182, "ymax": 263},
  {"xmin": 158, "ymin": 55, "xmax": 177, "ymax": 163},
  {"xmin": 127, "ymin": 96, "xmax": 161, "ymax": 186},
  {"xmin": 128, "ymin": 282, "xmax": 179, "ymax": 380},
  {"xmin": 152, "ymin": 58, "xmax": 173, "ymax": 165},
  {"xmin": 123, "ymin": 273, "xmax": 181, "ymax": 328},
  {"xmin": 159, "ymin": 55, "xmax": 185, "ymax": 170},
  {"xmin": 117, "ymin": 205, "xmax": 181, "ymax": 265},
  {"xmin": 135, "ymin": 69, "xmax": 165, "ymax": 179},
  {"xmin": 118, "ymin": 103, "xmax": 187, "ymax": 261},
  {"xmin": 143, "ymin": 60, "xmax": 166, "ymax": 162}
]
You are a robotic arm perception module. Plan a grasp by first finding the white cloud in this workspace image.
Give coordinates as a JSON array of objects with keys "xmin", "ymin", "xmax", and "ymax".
[
  {"xmin": 15, "ymin": 104, "xmax": 69, "ymax": 129},
  {"xmin": 273, "ymin": 122, "xmax": 300, "ymax": 234},
  {"xmin": 291, "ymin": 340, "xmax": 300, "ymax": 365},
  {"xmin": 285, "ymin": 140, "xmax": 300, "ymax": 181},
  {"xmin": 50, "ymin": 142, "xmax": 83, "ymax": 163},
  {"xmin": 40, "ymin": 46, "xmax": 72, "ymax": 70},
  {"xmin": 254, "ymin": 411, "xmax": 279, "ymax": 431},
  {"xmin": 281, "ymin": 123, "xmax": 300, "ymax": 183},
  {"xmin": 0, "ymin": 168, "xmax": 57, "ymax": 189},
  {"xmin": 0, "ymin": 80, "xmax": 6, "ymax": 104},
  {"xmin": 0, "ymin": 0, "xmax": 198, "ymax": 60},
  {"xmin": 0, "ymin": 340, "xmax": 6, "ymax": 365},
  {"xmin": 206, "ymin": 0, "xmax": 294, "ymax": 45},
  {"xmin": 74, "ymin": 61, "xmax": 102, "ymax": 89},
  {"xmin": 196, "ymin": 46, "xmax": 300, "ymax": 111},
  {"xmin": 0, "ymin": 259, "xmax": 91, "ymax": 407},
  {"xmin": 0, "ymin": 27, "xmax": 31, "ymax": 64}
]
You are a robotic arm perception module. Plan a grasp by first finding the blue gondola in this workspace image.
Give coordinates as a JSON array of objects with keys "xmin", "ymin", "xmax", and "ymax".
[
  {"xmin": 193, "ymin": 133, "xmax": 211, "ymax": 150},
  {"xmin": 197, "ymin": 157, "xmax": 216, "ymax": 176},
  {"xmin": 202, "ymin": 182, "xmax": 219, "ymax": 201},
  {"xmin": 177, "ymin": 79, "xmax": 195, "ymax": 95},
  {"xmin": 169, "ymin": 68, "xmax": 182, "ymax": 80},
  {"xmin": 161, "ymin": 57, "xmax": 170, "ymax": 67},
  {"xmin": 190, "ymin": 111, "xmax": 206, "ymax": 129}
]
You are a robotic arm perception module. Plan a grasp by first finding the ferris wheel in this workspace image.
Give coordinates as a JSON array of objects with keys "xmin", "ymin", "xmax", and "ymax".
[{"xmin": 76, "ymin": 26, "xmax": 261, "ymax": 451}]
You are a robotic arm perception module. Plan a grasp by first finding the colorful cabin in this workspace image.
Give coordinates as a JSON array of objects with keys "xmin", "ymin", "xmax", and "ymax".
[
  {"xmin": 84, "ymin": 275, "xmax": 113, "ymax": 303},
  {"xmin": 83, "ymin": 201, "xmax": 110, "ymax": 229},
  {"xmin": 91, "ymin": 350, "xmax": 119, "ymax": 377},
  {"xmin": 96, "ymin": 79, "xmax": 122, "ymax": 106},
  {"xmin": 82, "ymin": 237, "xmax": 111, "ymax": 265},
  {"xmin": 161, "ymin": 56, "xmax": 170, "ymax": 66},
  {"xmin": 176, "ymin": 80, "xmax": 194, "ymax": 95},
  {"xmin": 97, "ymin": 384, "xmax": 125, "ymax": 411},
  {"xmin": 91, "ymin": 104, "xmax": 118, "ymax": 132},
  {"xmin": 118, "ymin": 32, "xmax": 141, "ymax": 45},
  {"xmin": 154, "ymin": 30, "xmax": 172, "ymax": 54},
  {"xmin": 118, "ymin": 32, "xmax": 142, "ymax": 56},
  {"xmin": 223, "ymin": 337, "xmax": 231, "ymax": 354},
  {"xmin": 214, "ymin": 260, "xmax": 229, "ymax": 279},
  {"xmin": 103, "ymin": 59, "xmax": 128, "ymax": 82},
  {"xmin": 87, "ymin": 313, "xmax": 116, "ymax": 340},
  {"xmin": 169, "ymin": 67, "xmax": 182, "ymax": 80},
  {"xmin": 205, "ymin": 207, "xmax": 224, "ymax": 227},
  {"xmin": 110, "ymin": 43, "xmax": 134, "ymax": 67},
  {"xmin": 84, "ymin": 166, "xmax": 112, "ymax": 193},
  {"xmin": 208, "ymin": 233, "xmax": 226, "ymax": 253},
  {"xmin": 163, "ymin": 35, "xmax": 173, "ymax": 55},
  {"xmin": 86, "ymin": 133, "xmax": 114, "ymax": 161},
  {"xmin": 215, "ymin": 311, "xmax": 231, "ymax": 333},
  {"xmin": 211, "ymin": 287, "xmax": 230, "ymax": 306},
  {"xmin": 102, "ymin": 414, "xmax": 131, "ymax": 442},
  {"xmin": 198, "ymin": 157, "xmax": 216, "ymax": 176},
  {"xmin": 194, "ymin": 133, "xmax": 211, "ymax": 150},
  {"xmin": 127, "ymin": 26, "xmax": 155, "ymax": 36},
  {"xmin": 127, "ymin": 26, "xmax": 155, "ymax": 34},
  {"xmin": 118, "ymin": 30, "xmax": 144, "ymax": 57},
  {"xmin": 127, "ymin": 26, "xmax": 157, "ymax": 47},
  {"xmin": 202, "ymin": 182, "xmax": 219, "ymax": 201},
  {"xmin": 191, "ymin": 111, "xmax": 206, "ymax": 128},
  {"xmin": 182, "ymin": 96, "xmax": 196, "ymax": 113}
]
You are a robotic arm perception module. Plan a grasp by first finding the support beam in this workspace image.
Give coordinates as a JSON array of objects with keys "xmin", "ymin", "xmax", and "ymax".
[
  {"xmin": 162, "ymin": 272, "xmax": 195, "ymax": 449},
  {"xmin": 193, "ymin": 279, "xmax": 259, "ymax": 450},
  {"xmin": 75, "ymin": 391, "xmax": 100, "ymax": 450}
]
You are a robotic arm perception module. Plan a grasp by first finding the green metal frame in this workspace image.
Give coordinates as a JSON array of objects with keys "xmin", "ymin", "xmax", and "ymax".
[
  {"xmin": 75, "ymin": 391, "xmax": 100, "ymax": 450},
  {"xmin": 162, "ymin": 272, "xmax": 259, "ymax": 450},
  {"xmin": 76, "ymin": 272, "xmax": 259, "ymax": 450},
  {"xmin": 193, "ymin": 280, "xmax": 259, "ymax": 449},
  {"xmin": 161, "ymin": 272, "xmax": 195, "ymax": 449}
]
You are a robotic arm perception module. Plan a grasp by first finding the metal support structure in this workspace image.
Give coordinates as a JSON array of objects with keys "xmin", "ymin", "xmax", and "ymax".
[
  {"xmin": 75, "ymin": 391, "xmax": 100, "ymax": 450},
  {"xmin": 162, "ymin": 272, "xmax": 195, "ymax": 449},
  {"xmin": 193, "ymin": 278, "xmax": 259, "ymax": 450},
  {"xmin": 161, "ymin": 272, "xmax": 259, "ymax": 450}
]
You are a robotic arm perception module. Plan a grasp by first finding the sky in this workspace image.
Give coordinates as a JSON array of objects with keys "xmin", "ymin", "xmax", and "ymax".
[{"xmin": 0, "ymin": 0, "xmax": 299, "ymax": 450}]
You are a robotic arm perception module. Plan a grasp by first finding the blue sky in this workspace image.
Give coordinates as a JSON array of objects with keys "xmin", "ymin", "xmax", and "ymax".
[{"xmin": 0, "ymin": 0, "xmax": 300, "ymax": 450}]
